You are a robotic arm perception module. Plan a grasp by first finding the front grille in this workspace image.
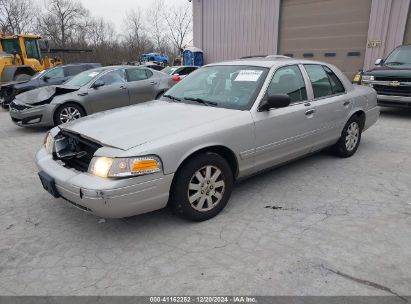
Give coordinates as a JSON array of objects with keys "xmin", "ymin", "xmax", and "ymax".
[
  {"xmin": 374, "ymin": 84, "xmax": 411, "ymax": 96},
  {"xmin": 375, "ymin": 77, "xmax": 411, "ymax": 82},
  {"xmin": 9, "ymin": 101, "xmax": 31, "ymax": 111},
  {"xmin": 54, "ymin": 131, "xmax": 102, "ymax": 172}
]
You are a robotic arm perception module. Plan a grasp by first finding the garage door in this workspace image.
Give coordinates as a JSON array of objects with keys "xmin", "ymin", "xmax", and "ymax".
[
  {"xmin": 278, "ymin": 0, "xmax": 372, "ymax": 79},
  {"xmin": 404, "ymin": 5, "xmax": 411, "ymax": 44}
]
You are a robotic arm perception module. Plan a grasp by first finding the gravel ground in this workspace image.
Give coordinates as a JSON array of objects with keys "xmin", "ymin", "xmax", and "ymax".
[{"xmin": 0, "ymin": 107, "xmax": 410, "ymax": 296}]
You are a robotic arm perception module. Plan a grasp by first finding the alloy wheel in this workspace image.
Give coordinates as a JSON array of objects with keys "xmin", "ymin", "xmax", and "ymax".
[
  {"xmin": 187, "ymin": 165, "xmax": 226, "ymax": 212},
  {"xmin": 345, "ymin": 122, "xmax": 360, "ymax": 151},
  {"xmin": 59, "ymin": 106, "xmax": 82, "ymax": 124}
]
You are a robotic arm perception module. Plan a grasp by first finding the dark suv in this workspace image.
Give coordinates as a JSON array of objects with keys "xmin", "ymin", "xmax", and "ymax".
[
  {"xmin": 0, "ymin": 63, "xmax": 101, "ymax": 109},
  {"xmin": 361, "ymin": 45, "xmax": 411, "ymax": 108}
]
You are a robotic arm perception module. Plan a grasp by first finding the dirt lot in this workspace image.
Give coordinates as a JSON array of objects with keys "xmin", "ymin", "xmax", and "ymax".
[{"xmin": 0, "ymin": 107, "xmax": 410, "ymax": 296}]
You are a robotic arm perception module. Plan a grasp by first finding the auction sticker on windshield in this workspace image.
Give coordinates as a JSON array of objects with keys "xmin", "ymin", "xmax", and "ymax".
[
  {"xmin": 235, "ymin": 70, "xmax": 263, "ymax": 82},
  {"xmin": 88, "ymin": 72, "xmax": 99, "ymax": 77}
]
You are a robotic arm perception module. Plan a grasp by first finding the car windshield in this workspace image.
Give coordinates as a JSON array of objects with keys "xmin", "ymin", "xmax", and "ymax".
[
  {"xmin": 162, "ymin": 67, "xmax": 178, "ymax": 75},
  {"xmin": 385, "ymin": 47, "xmax": 411, "ymax": 66},
  {"xmin": 32, "ymin": 70, "xmax": 46, "ymax": 79},
  {"xmin": 64, "ymin": 70, "xmax": 102, "ymax": 87},
  {"xmin": 163, "ymin": 65, "xmax": 268, "ymax": 110}
]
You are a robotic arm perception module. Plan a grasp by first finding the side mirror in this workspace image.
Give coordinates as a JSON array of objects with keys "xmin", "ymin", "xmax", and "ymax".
[
  {"xmin": 259, "ymin": 94, "xmax": 291, "ymax": 111},
  {"xmin": 92, "ymin": 79, "xmax": 105, "ymax": 89},
  {"xmin": 375, "ymin": 58, "xmax": 383, "ymax": 66},
  {"xmin": 43, "ymin": 75, "xmax": 50, "ymax": 82}
]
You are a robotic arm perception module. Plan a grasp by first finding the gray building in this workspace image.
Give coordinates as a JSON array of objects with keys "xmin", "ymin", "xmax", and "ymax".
[{"xmin": 192, "ymin": 0, "xmax": 411, "ymax": 78}]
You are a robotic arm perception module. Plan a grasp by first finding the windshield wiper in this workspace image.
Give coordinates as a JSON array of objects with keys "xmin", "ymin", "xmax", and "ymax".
[
  {"xmin": 385, "ymin": 61, "xmax": 405, "ymax": 66},
  {"xmin": 163, "ymin": 94, "xmax": 181, "ymax": 102},
  {"xmin": 183, "ymin": 97, "xmax": 218, "ymax": 106}
]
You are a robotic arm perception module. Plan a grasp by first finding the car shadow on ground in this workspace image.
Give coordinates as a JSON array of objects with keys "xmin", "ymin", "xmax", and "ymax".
[
  {"xmin": 101, "ymin": 151, "xmax": 332, "ymax": 228},
  {"xmin": 379, "ymin": 107, "xmax": 411, "ymax": 118},
  {"xmin": 1, "ymin": 107, "xmax": 50, "ymax": 134}
]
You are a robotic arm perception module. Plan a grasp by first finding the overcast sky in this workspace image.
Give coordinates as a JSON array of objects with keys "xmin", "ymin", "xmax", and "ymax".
[{"xmin": 80, "ymin": 0, "xmax": 191, "ymax": 32}]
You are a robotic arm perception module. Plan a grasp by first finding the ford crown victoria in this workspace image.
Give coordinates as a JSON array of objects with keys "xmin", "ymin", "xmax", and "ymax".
[{"xmin": 36, "ymin": 57, "xmax": 379, "ymax": 221}]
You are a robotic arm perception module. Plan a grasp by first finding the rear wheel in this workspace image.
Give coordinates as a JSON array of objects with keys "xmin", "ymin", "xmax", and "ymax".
[
  {"xmin": 169, "ymin": 153, "xmax": 234, "ymax": 221},
  {"xmin": 54, "ymin": 103, "xmax": 85, "ymax": 126},
  {"xmin": 333, "ymin": 116, "xmax": 362, "ymax": 158}
]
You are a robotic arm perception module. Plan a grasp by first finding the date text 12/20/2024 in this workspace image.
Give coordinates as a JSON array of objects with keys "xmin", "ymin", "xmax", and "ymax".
[{"xmin": 149, "ymin": 297, "xmax": 257, "ymax": 303}]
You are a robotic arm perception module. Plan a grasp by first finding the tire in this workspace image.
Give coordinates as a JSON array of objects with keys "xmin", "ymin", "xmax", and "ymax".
[
  {"xmin": 333, "ymin": 116, "xmax": 362, "ymax": 158},
  {"xmin": 14, "ymin": 74, "xmax": 32, "ymax": 81},
  {"xmin": 169, "ymin": 152, "xmax": 234, "ymax": 221},
  {"xmin": 53, "ymin": 103, "xmax": 85, "ymax": 126}
]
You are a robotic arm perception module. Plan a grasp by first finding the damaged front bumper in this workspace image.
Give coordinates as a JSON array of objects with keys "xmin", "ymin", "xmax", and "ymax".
[
  {"xmin": 35, "ymin": 147, "xmax": 174, "ymax": 218},
  {"xmin": 9, "ymin": 100, "xmax": 56, "ymax": 127}
]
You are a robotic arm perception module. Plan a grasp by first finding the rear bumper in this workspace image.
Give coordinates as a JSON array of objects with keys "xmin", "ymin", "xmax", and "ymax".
[
  {"xmin": 35, "ymin": 148, "xmax": 174, "ymax": 218},
  {"xmin": 364, "ymin": 106, "xmax": 380, "ymax": 132},
  {"xmin": 377, "ymin": 94, "xmax": 411, "ymax": 108}
]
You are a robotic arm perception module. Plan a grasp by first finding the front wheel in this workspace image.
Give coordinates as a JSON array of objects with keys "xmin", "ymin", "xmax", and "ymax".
[
  {"xmin": 169, "ymin": 153, "xmax": 234, "ymax": 221},
  {"xmin": 54, "ymin": 103, "xmax": 85, "ymax": 126},
  {"xmin": 333, "ymin": 116, "xmax": 362, "ymax": 158}
]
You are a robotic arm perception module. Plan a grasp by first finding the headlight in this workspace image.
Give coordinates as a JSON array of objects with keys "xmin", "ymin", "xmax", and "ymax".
[
  {"xmin": 88, "ymin": 156, "xmax": 162, "ymax": 178},
  {"xmin": 352, "ymin": 72, "xmax": 362, "ymax": 84},
  {"xmin": 361, "ymin": 75, "xmax": 374, "ymax": 82},
  {"xmin": 44, "ymin": 132, "xmax": 55, "ymax": 154}
]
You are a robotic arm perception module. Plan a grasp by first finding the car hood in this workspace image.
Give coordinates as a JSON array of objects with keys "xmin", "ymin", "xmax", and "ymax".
[
  {"xmin": 0, "ymin": 79, "xmax": 28, "ymax": 88},
  {"xmin": 59, "ymin": 100, "xmax": 243, "ymax": 150},
  {"xmin": 15, "ymin": 85, "xmax": 80, "ymax": 104},
  {"xmin": 364, "ymin": 66, "xmax": 411, "ymax": 78}
]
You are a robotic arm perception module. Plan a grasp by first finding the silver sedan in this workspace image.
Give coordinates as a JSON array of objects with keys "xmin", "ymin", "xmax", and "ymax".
[
  {"xmin": 9, "ymin": 66, "xmax": 172, "ymax": 127},
  {"xmin": 35, "ymin": 57, "xmax": 379, "ymax": 221}
]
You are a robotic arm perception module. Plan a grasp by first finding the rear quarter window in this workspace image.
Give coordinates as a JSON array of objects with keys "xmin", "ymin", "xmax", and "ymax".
[
  {"xmin": 304, "ymin": 64, "xmax": 333, "ymax": 99},
  {"xmin": 323, "ymin": 65, "xmax": 345, "ymax": 94}
]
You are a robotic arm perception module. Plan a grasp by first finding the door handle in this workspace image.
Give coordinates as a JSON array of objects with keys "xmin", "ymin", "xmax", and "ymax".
[
  {"xmin": 150, "ymin": 81, "xmax": 158, "ymax": 85},
  {"xmin": 305, "ymin": 109, "xmax": 316, "ymax": 116},
  {"xmin": 120, "ymin": 85, "xmax": 127, "ymax": 90},
  {"xmin": 343, "ymin": 101, "xmax": 351, "ymax": 106},
  {"xmin": 304, "ymin": 102, "xmax": 311, "ymax": 107}
]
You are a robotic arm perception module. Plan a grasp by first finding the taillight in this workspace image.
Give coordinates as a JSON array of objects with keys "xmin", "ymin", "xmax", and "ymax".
[{"xmin": 171, "ymin": 76, "xmax": 181, "ymax": 82}]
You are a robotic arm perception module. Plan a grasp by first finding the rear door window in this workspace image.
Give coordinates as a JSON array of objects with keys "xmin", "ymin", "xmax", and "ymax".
[
  {"xmin": 126, "ymin": 68, "xmax": 151, "ymax": 82},
  {"xmin": 98, "ymin": 69, "xmax": 126, "ymax": 86},
  {"xmin": 304, "ymin": 64, "xmax": 333, "ymax": 99},
  {"xmin": 266, "ymin": 65, "xmax": 307, "ymax": 104}
]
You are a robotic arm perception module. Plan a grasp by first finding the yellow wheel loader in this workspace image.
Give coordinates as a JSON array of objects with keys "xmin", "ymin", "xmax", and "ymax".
[{"xmin": 0, "ymin": 33, "xmax": 62, "ymax": 83}]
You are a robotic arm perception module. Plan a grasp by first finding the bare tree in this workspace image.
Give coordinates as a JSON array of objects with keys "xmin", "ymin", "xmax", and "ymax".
[
  {"xmin": 122, "ymin": 9, "xmax": 153, "ymax": 61},
  {"xmin": 147, "ymin": 0, "xmax": 168, "ymax": 52},
  {"xmin": 163, "ymin": 3, "xmax": 192, "ymax": 53},
  {"xmin": 0, "ymin": 0, "xmax": 33, "ymax": 34},
  {"xmin": 88, "ymin": 17, "xmax": 115, "ymax": 47},
  {"xmin": 37, "ymin": 0, "xmax": 89, "ymax": 48}
]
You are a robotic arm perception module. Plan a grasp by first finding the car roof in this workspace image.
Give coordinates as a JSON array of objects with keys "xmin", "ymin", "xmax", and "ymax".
[
  {"xmin": 170, "ymin": 65, "xmax": 198, "ymax": 68},
  {"xmin": 60, "ymin": 63, "xmax": 101, "ymax": 67},
  {"xmin": 83, "ymin": 65, "xmax": 150, "ymax": 73},
  {"xmin": 207, "ymin": 56, "xmax": 334, "ymax": 68},
  {"xmin": 395, "ymin": 44, "xmax": 411, "ymax": 49}
]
